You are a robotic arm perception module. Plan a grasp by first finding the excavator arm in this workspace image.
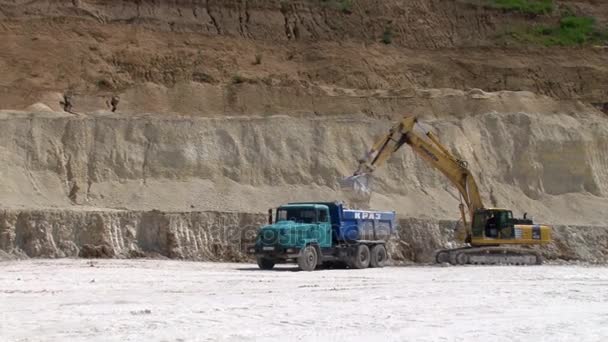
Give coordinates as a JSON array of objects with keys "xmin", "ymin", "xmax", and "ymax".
[{"xmin": 344, "ymin": 115, "xmax": 484, "ymax": 228}]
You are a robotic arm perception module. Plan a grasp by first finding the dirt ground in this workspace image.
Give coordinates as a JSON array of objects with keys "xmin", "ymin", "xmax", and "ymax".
[{"xmin": 1, "ymin": 259, "xmax": 607, "ymax": 341}]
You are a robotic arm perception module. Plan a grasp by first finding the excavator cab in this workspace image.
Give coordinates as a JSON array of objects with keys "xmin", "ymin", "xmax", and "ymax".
[{"xmin": 471, "ymin": 209, "xmax": 515, "ymax": 240}]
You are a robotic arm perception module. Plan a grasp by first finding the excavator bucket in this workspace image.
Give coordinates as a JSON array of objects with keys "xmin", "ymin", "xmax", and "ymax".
[
  {"xmin": 340, "ymin": 174, "xmax": 372, "ymax": 194},
  {"xmin": 339, "ymin": 173, "xmax": 373, "ymax": 209}
]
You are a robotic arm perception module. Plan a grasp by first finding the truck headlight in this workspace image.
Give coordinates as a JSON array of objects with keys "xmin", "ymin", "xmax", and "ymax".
[{"xmin": 286, "ymin": 248, "xmax": 295, "ymax": 253}]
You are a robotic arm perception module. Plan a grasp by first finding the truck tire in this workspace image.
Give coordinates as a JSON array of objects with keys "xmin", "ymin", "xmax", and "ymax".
[
  {"xmin": 298, "ymin": 245, "xmax": 318, "ymax": 271},
  {"xmin": 370, "ymin": 244, "xmax": 387, "ymax": 268},
  {"xmin": 256, "ymin": 257, "xmax": 275, "ymax": 270},
  {"xmin": 349, "ymin": 244, "xmax": 370, "ymax": 269}
]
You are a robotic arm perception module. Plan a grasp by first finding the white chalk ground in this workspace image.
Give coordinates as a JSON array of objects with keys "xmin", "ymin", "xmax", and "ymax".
[{"xmin": 1, "ymin": 260, "xmax": 607, "ymax": 342}]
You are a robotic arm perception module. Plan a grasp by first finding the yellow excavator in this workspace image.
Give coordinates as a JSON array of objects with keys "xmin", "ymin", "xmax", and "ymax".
[{"xmin": 341, "ymin": 115, "xmax": 551, "ymax": 265}]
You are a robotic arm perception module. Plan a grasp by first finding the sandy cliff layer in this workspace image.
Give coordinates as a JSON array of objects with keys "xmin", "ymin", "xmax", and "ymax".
[
  {"xmin": 0, "ymin": 208, "xmax": 265, "ymax": 261},
  {"xmin": 1, "ymin": 0, "xmax": 607, "ymax": 112}
]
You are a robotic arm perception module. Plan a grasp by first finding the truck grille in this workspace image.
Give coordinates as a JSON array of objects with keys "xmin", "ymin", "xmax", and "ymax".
[{"xmin": 261, "ymin": 230, "xmax": 278, "ymax": 245}]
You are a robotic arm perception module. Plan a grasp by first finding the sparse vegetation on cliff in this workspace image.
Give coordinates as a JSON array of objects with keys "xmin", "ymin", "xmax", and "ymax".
[
  {"xmin": 486, "ymin": 0, "xmax": 553, "ymax": 15},
  {"xmin": 508, "ymin": 15, "xmax": 608, "ymax": 46}
]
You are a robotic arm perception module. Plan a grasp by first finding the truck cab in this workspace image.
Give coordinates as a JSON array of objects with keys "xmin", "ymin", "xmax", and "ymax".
[
  {"xmin": 255, "ymin": 203, "xmax": 332, "ymax": 255},
  {"xmin": 250, "ymin": 202, "xmax": 396, "ymax": 271}
]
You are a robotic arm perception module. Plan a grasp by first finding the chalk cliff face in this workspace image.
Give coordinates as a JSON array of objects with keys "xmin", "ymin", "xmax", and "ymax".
[
  {"xmin": 2, "ymin": 91, "xmax": 608, "ymax": 225},
  {"xmin": 2, "ymin": 91, "xmax": 608, "ymax": 262},
  {"xmin": 1, "ymin": 0, "xmax": 607, "ymax": 262}
]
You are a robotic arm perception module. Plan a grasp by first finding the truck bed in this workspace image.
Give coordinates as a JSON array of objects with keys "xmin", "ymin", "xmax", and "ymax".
[{"xmin": 339, "ymin": 209, "xmax": 396, "ymax": 242}]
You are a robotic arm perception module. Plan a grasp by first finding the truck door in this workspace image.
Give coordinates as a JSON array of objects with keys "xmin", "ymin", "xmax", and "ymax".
[{"xmin": 317, "ymin": 208, "xmax": 332, "ymax": 248}]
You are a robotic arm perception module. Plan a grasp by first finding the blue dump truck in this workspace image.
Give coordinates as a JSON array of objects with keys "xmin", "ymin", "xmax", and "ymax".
[{"xmin": 249, "ymin": 202, "xmax": 396, "ymax": 271}]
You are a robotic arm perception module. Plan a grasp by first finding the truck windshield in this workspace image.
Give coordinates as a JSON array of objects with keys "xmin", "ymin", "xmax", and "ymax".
[{"xmin": 276, "ymin": 208, "xmax": 317, "ymax": 224}]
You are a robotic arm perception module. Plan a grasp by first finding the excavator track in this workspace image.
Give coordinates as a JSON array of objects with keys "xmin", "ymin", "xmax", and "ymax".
[{"xmin": 435, "ymin": 247, "xmax": 543, "ymax": 266}]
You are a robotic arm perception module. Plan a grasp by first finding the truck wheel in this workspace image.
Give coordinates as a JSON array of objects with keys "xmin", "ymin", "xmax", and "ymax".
[
  {"xmin": 256, "ymin": 257, "xmax": 275, "ymax": 270},
  {"xmin": 349, "ymin": 244, "xmax": 370, "ymax": 269},
  {"xmin": 370, "ymin": 244, "xmax": 387, "ymax": 268},
  {"xmin": 298, "ymin": 245, "xmax": 318, "ymax": 271}
]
